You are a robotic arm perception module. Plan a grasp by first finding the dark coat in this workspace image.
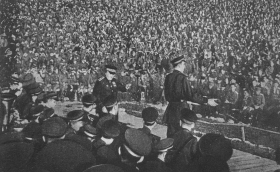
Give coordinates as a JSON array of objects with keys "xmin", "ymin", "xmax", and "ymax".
[
  {"xmin": 34, "ymin": 140, "xmax": 96, "ymax": 172},
  {"xmin": 165, "ymin": 129, "xmax": 199, "ymax": 172},
  {"xmin": 142, "ymin": 158, "xmax": 172, "ymax": 172},
  {"xmin": 163, "ymin": 70, "xmax": 205, "ymax": 125},
  {"xmin": 92, "ymin": 77, "xmax": 126, "ymax": 109}
]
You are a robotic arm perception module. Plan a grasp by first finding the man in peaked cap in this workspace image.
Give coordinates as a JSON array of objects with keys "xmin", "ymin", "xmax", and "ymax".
[
  {"xmin": 31, "ymin": 105, "xmax": 45, "ymax": 122},
  {"xmin": 198, "ymin": 133, "xmax": 233, "ymax": 162},
  {"xmin": 9, "ymin": 73, "xmax": 23, "ymax": 97},
  {"xmin": 143, "ymin": 138, "xmax": 174, "ymax": 172},
  {"xmin": 41, "ymin": 92, "xmax": 58, "ymax": 109},
  {"xmin": 138, "ymin": 107, "xmax": 161, "ymax": 155},
  {"xmin": 92, "ymin": 64, "xmax": 131, "ymax": 119},
  {"xmin": 224, "ymin": 83, "xmax": 239, "ymax": 121},
  {"xmin": 92, "ymin": 119, "xmax": 121, "ymax": 156},
  {"xmin": 188, "ymin": 133, "xmax": 232, "ymax": 172},
  {"xmin": 21, "ymin": 73, "xmax": 36, "ymax": 88},
  {"xmin": 140, "ymin": 107, "xmax": 159, "ymax": 134},
  {"xmin": 81, "ymin": 94, "xmax": 99, "ymax": 127},
  {"xmin": 163, "ymin": 55, "xmax": 218, "ymax": 137},
  {"xmin": 15, "ymin": 82, "xmax": 43, "ymax": 121},
  {"xmin": 165, "ymin": 108, "xmax": 199, "ymax": 172},
  {"xmin": 26, "ymin": 83, "xmax": 43, "ymax": 97},
  {"xmin": 66, "ymin": 110, "xmax": 87, "ymax": 135},
  {"xmin": 41, "ymin": 117, "xmax": 67, "ymax": 144},
  {"xmin": 21, "ymin": 122, "xmax": 45, "ymax": 154},
  {"xmin": 101, "ymin": 94, "xmax": 119, "ymax": 120},
  {"xmin": 39, "ymin": 108, "xmax": 57, "ymax": 124},
  {"xmin": 116, "ymin": 128, "xmax": 152, "ymax": 172},
  {"xmin": 77, "ymin": 124, "xmax": 98, "ymax": 142},
  {"xmin": 252, "ymin": 86, "xmax": 266, "ymax": 126}
]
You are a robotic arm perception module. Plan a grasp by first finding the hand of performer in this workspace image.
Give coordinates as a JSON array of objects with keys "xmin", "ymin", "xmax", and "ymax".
[
  {"xmin": 102, "ymin": 106, "xmax": 108, "ymax": 113},
  {"xmin": 208, "ymin": 98, "xmax": 219, "ymax": 106},
  {"xmin": 126, "ymin": 83, "xmax": 131, "ymax": 90},
  {"xmin": 110, "ymin": 104, "xmax": 119, "ymax": 115}
]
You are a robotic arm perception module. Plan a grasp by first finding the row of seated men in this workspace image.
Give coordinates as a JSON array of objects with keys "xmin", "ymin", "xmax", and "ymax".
[{"xmin": 0, "ymin": 93, "xmax": 234, "ymax": 172}]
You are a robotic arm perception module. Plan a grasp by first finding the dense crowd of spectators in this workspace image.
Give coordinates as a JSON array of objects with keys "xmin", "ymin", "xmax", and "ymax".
[{"xmin": 2, "ymin": 0, "xmax": 280, "ymax": 129}]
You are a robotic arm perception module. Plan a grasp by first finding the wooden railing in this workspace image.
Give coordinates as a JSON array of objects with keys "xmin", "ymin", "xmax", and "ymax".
[{"xmin": 195, "ymin": 120, "xmax": 279, "ymax": 160}]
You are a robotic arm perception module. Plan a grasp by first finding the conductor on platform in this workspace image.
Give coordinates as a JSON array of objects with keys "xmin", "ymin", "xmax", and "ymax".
[
  {"xmin": 163, "ymin": 56, "xmax": 218, "ymax": 137},
  {"xmin": 92, "ymin": 65, "xmax": 131, "ymax": 119}
]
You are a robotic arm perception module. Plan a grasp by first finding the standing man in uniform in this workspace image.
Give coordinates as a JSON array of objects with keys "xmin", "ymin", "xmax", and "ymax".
[
  {"xmin": 81, "ymin": 94, "xmax": 99, "ymax": 127},
  {"xmin": 92, "ymin": 65, "xmax": 131, "ymax": 120},
  {"xmin": 163, "ymin": 56, "xmax": 218, "ymax": 137},
  {"xmin": 252, "ymin": 87, "xmax": 266, "ymax": 125}
]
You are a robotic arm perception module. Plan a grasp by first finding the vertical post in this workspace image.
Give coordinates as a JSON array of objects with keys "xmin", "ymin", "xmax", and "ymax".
[
  {"xmin": 241, "ymin": 126, "xmax": 246, "ymax": 141},
  {"xmin": 2, "ymin": 100, "xmax": 9, "ymax": 132},
  {"xmin": 0, "ymin": 87, "xmax": 3, "ymax": 133}
]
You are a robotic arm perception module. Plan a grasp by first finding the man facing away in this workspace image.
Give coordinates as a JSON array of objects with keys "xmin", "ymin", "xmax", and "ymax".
[{"xmin": 163, "ymin": 55, "xmax": 218, "ymax": 137}]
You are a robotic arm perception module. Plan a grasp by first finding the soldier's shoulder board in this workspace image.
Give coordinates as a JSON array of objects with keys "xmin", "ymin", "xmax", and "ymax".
[{"xmin": 98, "ymin": 77, "xmax": 105, "ymax": 81}]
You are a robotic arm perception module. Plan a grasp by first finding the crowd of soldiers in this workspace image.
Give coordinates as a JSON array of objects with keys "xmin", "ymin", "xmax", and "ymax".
[
  {"xmin": 0, "ymin": 66, "xmax": 235, "ymax": 172},
  {"xmin": 1, "ymin": 0, "xmax": 280, "ymax": 171},
  {"xmin": 1, "ymin": 0, "xmax": 280, "ymax": 130}
]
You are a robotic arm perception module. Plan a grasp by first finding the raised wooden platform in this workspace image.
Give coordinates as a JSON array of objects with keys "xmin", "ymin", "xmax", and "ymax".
[
  {"xmin": 117, "ymin": 105, "xmax": 280, "ymax": 172},
  {"xmin": 229, "ymin": 150, "xmax": 279, "ymax": 172},
  {"xmin": 55, "ymin": 101, "xmax": 280, "ymax": 172}
]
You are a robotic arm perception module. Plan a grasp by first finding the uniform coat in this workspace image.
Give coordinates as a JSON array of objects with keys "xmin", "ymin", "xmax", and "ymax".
[
  {"xmin": 165, "ymin": 128, "xmax": 199, "ymax": 172},
  {"xmin": 92, "ymin": 77, "xmax": 126, "ymax": 115},
  {"xmin": 142, "ymin": 158, "xmax": 172, "ymax": 172},
  {"xmin": 163, "ymin": 70, "xmax": 204, "ymax": 137}
]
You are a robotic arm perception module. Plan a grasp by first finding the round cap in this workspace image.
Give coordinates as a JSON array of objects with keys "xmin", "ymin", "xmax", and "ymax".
[
  {"xmin": 154, "ymin": 138, "xmax": 174, "ymax": 152},
  {"xmin": 124, "ymin": 128, "xmax": 152, "ymax": 156},
  {"xmin": 105, "ymin": 65, "xmax": 117, "ymax": 73},
  {"xmin": 83, "ymin": 124, "xmax": 97, "ymax": 137},
  {"xmin": 199, "ymin": 133, "xmax": 233, "ymax": 162},
  {"xmin": 180, "ymin": 108, "xmax": 198, "ymax": 123},
  {"xmin": 43, "ymin": 92, "xmax": 58, "ymax": 101},
  {"xmin": 22, "ymin": 122, "xmax": 42, "ymax": 139},
  {"xmin": 170, "ymin": 55, "xmax": 186, "ymax": 65},
  {"xmin": 103, "ymin": 95, "xmax": 117, "ymax": 107},
  {"xmin": 1, "ymin": 93, "xmax": 17, "ymax": 101},
  {"xmin": 67, "ymin": 110, "xmax": 84, "ymax": 121},
  {"xmin": 101, "ymin": 120, "xmax": 120, "ymax": 138},
  {"xmin": 26, "ymin": 83, "xmax": 42, "ymax": 95},
  {"xmin": 40, "ymin": 108, "xmax": 55, "ymax": 121},
  {"xmin": 42, "ymin": 117, "xmax": 67, "ymax": 138},
  {"xmin": 82, "ymin": 94, "xmax": 97, "ymax": 106},
  {"xmin": 96, "ymin": 114, "xmax": 114, "ymax": 130},
  {"xmin": 21, "ymin": 73, "xmax": 35, "ymax": 87},
  {"xmin": 32, "ymin": 105, "xmax": 45, "ymax": 116},
  {"xmin": 142, "ymin": 107, "xmax": 159, "ymax": 123}
]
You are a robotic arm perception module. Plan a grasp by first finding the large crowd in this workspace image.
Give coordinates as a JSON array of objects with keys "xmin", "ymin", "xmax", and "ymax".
[
  {"xmin": 1, "ymin": 0, "xmax": 280, "ymax": 171},
  {"xmin": 1, "ymin": 0, "xmax": 280, "ymax": 127}
]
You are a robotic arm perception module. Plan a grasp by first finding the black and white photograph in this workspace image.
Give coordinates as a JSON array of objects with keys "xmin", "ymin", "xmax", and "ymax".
[{"xmin": 1, "ymin": 0, "xmax": 280, "ymax": 171}]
